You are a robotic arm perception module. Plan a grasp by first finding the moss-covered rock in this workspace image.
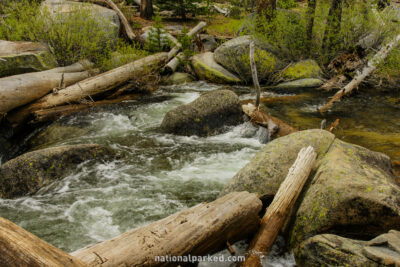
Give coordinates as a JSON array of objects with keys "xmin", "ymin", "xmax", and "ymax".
[
  {"xmin": 192, "ymin": 52, "xmax": 241, "ymax": 84},
  {"xmin": 214, "ymin": 35, "xmax": 282, "ymax": 82},
  {"xmin": 274, "ymin": 78, "xmax": 324, "ymax": 89},
  {"xmin": 160, "ymin": 90, "xmax": 243, "ymax": 136},
  {"xmin": 0, "ymin": 144, "xmax": 114, "ymax": 198},
  {"xmin": 221, "ymin": 129, "xmax": 335, "ymax": 196},
  {"xmin": 279, "ymin": 59, "xmax": 323, "ymax": 81},
  {"xmin": 167, "ymin": 72, "xmax": 195, "ymax": 85},
  {"xmin": 296, "ymin": 230, "xmax": 400, "ymax": 266},
  {"xmin": 0, "ymin": 40, "xmax": 58, "ymax": 77}
]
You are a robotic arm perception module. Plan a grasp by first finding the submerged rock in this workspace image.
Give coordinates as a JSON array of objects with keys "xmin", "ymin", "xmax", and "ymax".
[
  {"xmin": 279, "ymin": 59, "xmax": 323, "ymax": 81},
  {"xmin": 191, "ymin": 52, "xmax": 241, "ymax": 84},
  {"xmin": 0, "ymin": 40, "xmax": 58, "ymax": 77},
  {"xmin": 167, "ymin": 72, "xmax": 195, "ymax": 85},
  {"xmin": 274, "ymin": 78, "xmax": 324, "ymax": 89},
  {"xmin": 160, "ymin": 90, "xmax": 243, "ymax": 136},
  {"xmin": 296, "ymin": 230, "xmax": 400, "ymax": 266},
  {"xmin": 0, "ymin": 144, "xmax": 114, "ymax": 198},
  {"xmin": 222, "ymin": 129, "xmax": 400, "ymax": 250},
  {"xmin": 214, "ymin": 35, "xmax": 281, "ymax": 82}
]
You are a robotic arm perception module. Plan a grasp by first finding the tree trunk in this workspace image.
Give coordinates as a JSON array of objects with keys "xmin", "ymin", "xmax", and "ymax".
[
  {"xmin": 257, "ymin": 0, "xmax": 276, "ymax": 21},
  {"xmin": 0, "ymin": 217, "xmax": 87, "ymax": 267},
  {"xmin": 306, "ymin": 0, "xmax": 317, "ymax": 50},
  {"xmin": 322, "ymin": 0, "xmax": 344, "ymax": 58},
  {"xmin": 72, "ymin": 192, "xmax": 262, "ymax": 267},
  {"xmin": 250, "ymin": 41, "xmax": 261, "ymax": 108},
  {"xmin": 0, "ymin": 61, "xmax": 93, "ymax": 113},
  {"xmin": 242, "ymin": 146, "xmax": 317, "ymax": 266},
  {"xmin": 140, "ymin": 0, "xmax": 153, "ymax": 19}
]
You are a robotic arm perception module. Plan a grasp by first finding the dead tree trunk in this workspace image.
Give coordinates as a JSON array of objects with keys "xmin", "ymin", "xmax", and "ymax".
[
  {"xmin": 257, "ymin": 0, "xmax": 276, "ymax": 21},
  {"xmin": 72, "ymin": 192, "xmax": 262, "ymax": 267},
  {"xmin": 319, "ymin": 33, "xmax": 400, "ymax": 112},
  {"xmin": 0, "ymin": 217, "xmax": 87, "ymax": 267},
  {"xmin": 250, "ymin": 41, "xmax": 261, "ymax": 108},
  {"xmin": 140, "ymin": 0, "xmax": 153, "ymax": 19},
  {"xmin": 242, "ymin": 146, "xmax": 317, "ymax": 266},
  {"xmin": 306, "ymin": 0, "xmax": 317, "ymax": 51},
  {"xmin": 103, "ymin": 0, "xmax": 138, "ymax": 41}
]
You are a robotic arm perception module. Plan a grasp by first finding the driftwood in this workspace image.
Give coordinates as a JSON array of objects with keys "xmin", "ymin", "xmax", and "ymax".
[
  {"xmin": 72, "ymin": 192, "xmax": 262, "ymax": 266},
  {"xmin": 163, "ymin": 52, "xmax": 184, "ymax": 74},
  {"xmin": 318, "ymin": 74, "xmax": 347, "ymax": 91},
  {"xmin": 0, "ymin": 61, "xmax": 93, "ymax": 113},
  {"xmin": 242, "ymin": 146, "xmax": 317, "ymax": 266},
  {"xmin": 242, "ymin": 103, "xmax": 296, "ymax": 138},
  {"xmin": 0, "ymin": 217, "xmax": 87, "ymax": 267},
  {"xmin": 250, "ymin": 41, "xmax": 261, "ymax": 108},
  {"xmin": 102, "ymin": 0, "xmax": 138, "ymax": 41},
  {"xmin": 167, "ymin": 21, "xmax": 207, "ymax": 61},
  {"xmin": 319, "ymin": 33, "xmax": 400, "ymax": 112},
  {"xmin": 213, "ymin": 5, "xmax": 230, "ymax": 16}
]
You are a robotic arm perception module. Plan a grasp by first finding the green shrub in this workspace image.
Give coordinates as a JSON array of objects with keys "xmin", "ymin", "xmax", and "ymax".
[
  {"xmin": 154, "ymin": 0, "xmax": 202, "ymax": 20},
  {"xmin": 100, "ymin": 41, "xmax": 149, "ymax": 71},
  {"xmin": 277, "ymin": 0, "xmax": 298, "ymax": 9},
  {"xmin": 145, "ymin": 14, "xmax": 170, "ymax": 53}
]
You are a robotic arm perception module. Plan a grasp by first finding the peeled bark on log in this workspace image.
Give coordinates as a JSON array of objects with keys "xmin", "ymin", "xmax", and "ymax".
[
  {"xmin": 0, "ymin": 217, "xmax": 87, "ymax": 267},
  {"xmin": 0, "ymin": 71, "xmax": 92, "ymax": 114},
  {"xmin": 102, "ymin": 0, "xmax": 138, "ymax": 41},
  {"xmin": 242, "ymin": 146, "xmax": 317, "ymax": 266},
  {"xmin": 167, "ymin": 21, "xmax": 207, "ymax": 60},
  {"xmin": 72, "ymin": 191, "xmax": 262, "ymax": 267},
  {"xmin": 250, "ymin": 41, "xmax": 261, "ymax": 108},
  {"xmin": 28, "ymin": 53, "xmax": 168, "ymax": 110},
  {"xmin": 319, "ymin": 33, "xmax": 400, "ymax": 112}
]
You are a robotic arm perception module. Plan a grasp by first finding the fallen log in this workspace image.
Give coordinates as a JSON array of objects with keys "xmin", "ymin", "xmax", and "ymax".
[
  {"xmin": 72, "ymin": 191, "xmax": 262, "ymax": 266},
  {"xmin": 319, "ymin": 33, "xmax": 400, "ymax": 112},
  {"xmin": 102, "ymin": 0, "xmax": 138, "ymax": 41},
  {"xmin": 213, "ymin": 4, "xmax": 230, "ymax": 16},
  {"xmin": 242, "ymin": 146, "xmax": 317, "ymax": 266},
  {"xmin": 318, "ymin": 74, "xmax": 347, "ymax": 91},
  {"xmin": 250, "ymin": 41, "xmax": 261, "ymax": 108},
  {"xmin": 0, "ymin": 69, "xmax": 93, "ymax": 114},
  {"xmin": 0, "ymin": 217, "xmax": 87, "ymax": 267},
  {"xmin": 163, "ymin": 52, "xmax": 184, "ymax": 74},
  {"xmin": 26, "ymin": 53, "xmax": 167, "ymax": 110},
  {"xmin": 242, "ymin": 103, "xmax": 296, "ymax": 138},
  {"xmin": 167, "ymin": 21, "xmax": 207, "ymax": 61}
]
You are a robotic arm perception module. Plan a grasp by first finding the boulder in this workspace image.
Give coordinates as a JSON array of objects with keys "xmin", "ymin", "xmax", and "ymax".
[
  {"xmin": 0, "ymin": 144, "xmax": 114, "ymax": 198},
  {"xmin": 167, "ymin": 72, "xmax": 195, "ymax": 85},
  {"xmin": 42, "ymin": 0, "xmax": 120, "ymax": 42},
  {"xmin": 191, "ymin": 52, "xmax": 241, "ymax": 84},
  {"xmin": 0, "ymin": 40, "xmax": 58, "ymax": 77},
  {"xmin": 199, "ymin": 34, "xmax": 218, "ymax": 52},
  {"xmin": 160, "ymin": 90, "xmax": 243, "ymax": 136},
  {"xmin": 221, "ymin": 129, "xmax": 400, "ymax": 249},
  {"xmin": 296, "ymin": 230, "xmax": 400, "ymax": 266},
  {"xmin": 141, "ymin": 26, "xmax": 172, "ymax": 49},
  {"xmin": 274, "ymin": 78, "xmax": 324, "ymax": 89},
  {"xmin": 214, "ymin": 35, "xmax": 282, "ymax": 82},
  {"xmin": 279, "ymin": 60, "xmax": 323, "ymax": 81}
]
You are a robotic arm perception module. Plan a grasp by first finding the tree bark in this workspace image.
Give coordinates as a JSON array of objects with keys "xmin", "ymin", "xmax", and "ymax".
[
  {"xmin": 319, "ymin": 33, "xmax": 400, "ymax": 112},
  {"xmin": 72, "ymin": 192, "xmax": 262, "ymax": 267},
  {"xmin": 250, "ymin": 41, "xmax": 261, "ymax": 108},
  {"xmin": 242, "ymin": 146, "xmax": 317, "ymax": 266},
  {"xmin": 0, "ymin": 61, "xmax": 93, "ymax": 113},
  {"xmin": 257, "ymin": 0, "xmax": 276, "ymax": 21},
  {"xmin": 306, "ymin": 0, "xmax": 317, "ymax": 50},
  {"xmin": 0, "ymin": 217, "xmax": 87, "ymax": 267},
  {"xmin": 140, "ymin": 0, "xmax": 153, "ymax": 19},
  {"xmin": 102, "ymin": 0, "xmax": 138, "ymax": 41},
  {"xmin": 163, "ymin": 52, "xmax": 184, "ymax": 74},
  {"xmin": 322, "ymin": 0, "xmax": 344, "ymax": 58}
]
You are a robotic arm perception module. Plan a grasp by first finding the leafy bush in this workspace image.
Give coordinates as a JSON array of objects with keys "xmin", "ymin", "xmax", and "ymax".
[
  {"xmin": 277, "ymin": 0, "xmax": 298, "ymax": 9},
  {"xmin": 145, "ymin": 14, "xmax": 171, "ymax": 53},
  {"xmin": 100, "ymin": 41, "xmax": 149, "ymax": 71}
]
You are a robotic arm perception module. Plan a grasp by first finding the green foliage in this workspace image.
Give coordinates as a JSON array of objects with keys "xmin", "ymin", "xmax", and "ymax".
[
  {"xmin": 154, "ymin": 0, "xmax": 202, "ymax": 20},
  {"xmin": 100, "ymin": 41, "xmax": 149, "ymax": 71},
  {"xmin": 277, "ymin": 0, "xmax": 298, "ymax": 9},
  {"xmin": 0, "ymin": 0, "xmax": 118, "ymax": 66},
  {"xmin": 145, "ymin": 14, "xmax": 170, "ymax": 53},
  {"xmin": 177, "ymin": 27, "xmax": 193, "ymax": 64}
]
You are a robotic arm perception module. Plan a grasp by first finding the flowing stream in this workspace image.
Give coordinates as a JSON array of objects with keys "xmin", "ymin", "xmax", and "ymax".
[{"xmin": 0, "ymin": 81, "xmax": 398, "ymax": 266}]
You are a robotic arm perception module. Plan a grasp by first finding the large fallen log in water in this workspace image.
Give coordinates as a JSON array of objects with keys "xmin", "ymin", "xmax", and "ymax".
[
  {"xmin": 0, "ymin": 61, "xmax": 93, "ymax": 114},
  {"xmin": 242, "ymin": 146, "xmax": 317, "ymax": 266},
  {"xmin": 0, "ymin": 217, "xmax": 88, "ymax": 267},
  {"xmin": 72, "ymin": 191, "xmax": 262, "ymax": 266}
]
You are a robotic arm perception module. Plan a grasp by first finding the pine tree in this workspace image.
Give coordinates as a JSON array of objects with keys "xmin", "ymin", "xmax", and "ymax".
[{"xmin": 154, "ymin": 0, "xmax": 202, "ymax": 20}]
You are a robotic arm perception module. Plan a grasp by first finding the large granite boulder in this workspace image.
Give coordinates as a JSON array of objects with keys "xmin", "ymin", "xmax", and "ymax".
[
  {"xmin": 0, "ymin": 144, "xmax": 114, "ymax": 198},
  {"xmin": 160, "ymin": 90, "xmax": 243, "ymax": 136},
  {"xmin": 191, "ymin": 52, "xmax": 241, "ymax": 84},
  {"xmin": 214, "ymin": 35, "xmax": 282, "ymax": 82},
  {"xmin": 296, "ymin": 230, "xmax": 400, "ymax": 266},
  {"xmin": 279, "ymin": 59, "xmax": 323, "ymax": 81},
  {"xmin": 42, "ymin": 0, "xmax": 120, "ymax": 42},
  {"xmin": 0, "ymin": 40, "xmax": 58, "ymax": 77},
  {"xmin": 222, "ymin": 129, "xmax": 400, "ymax": 249}
]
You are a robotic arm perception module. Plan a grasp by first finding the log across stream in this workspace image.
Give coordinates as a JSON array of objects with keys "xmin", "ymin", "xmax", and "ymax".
[{"xmin": 0, "ymin": 81, "xmax": 398, "ymax": 266}]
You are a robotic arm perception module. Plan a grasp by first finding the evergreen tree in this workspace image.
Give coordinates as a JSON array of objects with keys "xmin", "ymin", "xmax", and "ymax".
[{"xmin": 155, "ymin": 0, "xmax": 202, "ymax": 20}]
